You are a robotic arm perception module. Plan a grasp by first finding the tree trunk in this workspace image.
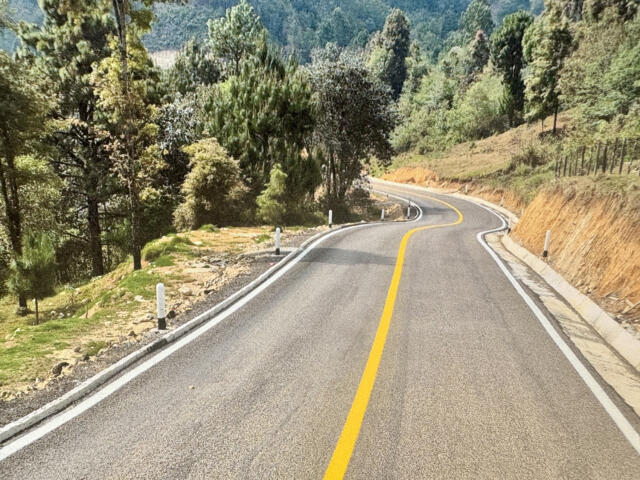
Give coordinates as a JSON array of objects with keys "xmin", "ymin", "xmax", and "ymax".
[
  {"xmin": 87, "ymin": 197, "xmax": 104, "ymax": 276},
  {"xmin": 35, "ymin": 298, "xmax": 39, "ymax": 325},
  {"xmin": 112, "ymin": 1, "xmax": 142, "ymax": 271},
  {"xmin": 0, "ymin": 148, "xmax": 26, "ymax": 308},
  {"xmin": 553, "ymin": 104, "xmax": 558, "ymax": 135},
  {"xmin": 129, "ymin": 180, "xmax": 142, "ymax": 271}
]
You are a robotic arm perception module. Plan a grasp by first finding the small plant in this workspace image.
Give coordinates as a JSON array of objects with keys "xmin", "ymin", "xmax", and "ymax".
[
  {"xmin": 142, "ymin": 235, "xmax": 194, "ymax": 262},
  {"xmin": 199, "ymin": 224, "xmax": 220, "ymax": 233},
  {"xmin": 254, "ymin": 233, "xmax": 272, "ymax": 244},
  {"xmin": 6, "ymin": 233, "xmax": 57, "ymax": 324}
]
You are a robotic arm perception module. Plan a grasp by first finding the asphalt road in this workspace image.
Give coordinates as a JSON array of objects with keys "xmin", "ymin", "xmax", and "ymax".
[{"xmin": 1, "ymin": 182, "xmax": 640, "ymax": 479}]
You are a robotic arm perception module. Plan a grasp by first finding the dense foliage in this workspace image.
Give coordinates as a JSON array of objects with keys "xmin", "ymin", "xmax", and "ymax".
[{"xmin": 1, "ymin": 0, "xmax": 638, "ymax": 314}]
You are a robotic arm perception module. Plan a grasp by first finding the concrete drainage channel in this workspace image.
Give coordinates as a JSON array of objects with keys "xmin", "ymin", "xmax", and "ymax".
[{"xmin": 0, "ymin": 193, "xmax": 420, "ymax": 447}]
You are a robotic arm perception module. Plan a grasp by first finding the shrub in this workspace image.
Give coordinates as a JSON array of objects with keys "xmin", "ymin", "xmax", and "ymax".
[
  {"xmin": 173, "ymin": 138, "xmax": 241, "ymax": 231},
  {"xmin": 256, "ymin": 164, "xmax": 287, "ymax": 225},
  {"xmin": 142, "ymin": 235, "xmax": 194, "ymax": 262}
]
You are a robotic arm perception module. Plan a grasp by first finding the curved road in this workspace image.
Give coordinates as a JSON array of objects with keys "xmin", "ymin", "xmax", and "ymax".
[{"xmin": 1, "ymin": 182, "xmax": 640, "ymax": 479}]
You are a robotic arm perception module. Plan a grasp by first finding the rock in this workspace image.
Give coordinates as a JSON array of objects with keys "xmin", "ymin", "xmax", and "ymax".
[
  {"xmin": 134, "ymin": 295, "xmax": 145, "ymax": 302},
  {"xmin": 179, "ymin": 287, "xmax": 193, "ymax": 296},
  {"xmin": 144, "ymin": 313, "xmax": 155, "ymax": 322},
  {"xmin": 188, "ymin": 385, "xmax": 195, "ymax": 390},
  {"xmin": 58, "ymin": 313, "xmax": 65, "ymax": 319},
  {"xmin": 73, "ymin": 346, "xmax": 81, "ymax": 353},
  {"xmin": 51, "ymin": 361, "xmax": 70, "ymax": 376},
  {"xmin": 203, "ymin": 288, "xmax": 214, "ymax": 295},
  {"xmin": 167, "ymin": 310, "xmax": 176, "ymax": 319},
  {"xmin": 128, "ymin": 330, "xmax": 136, "ymax": 337}
]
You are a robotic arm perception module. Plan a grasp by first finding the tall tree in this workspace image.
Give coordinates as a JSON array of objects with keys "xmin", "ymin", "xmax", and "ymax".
[
  {"xmin": 373, "ymin": 9, "xmax": 411, "ymax": 100},
  {"xmin": 0, "ymin": 52, "xmax": 50, "ymax": 309},
  {"xmin": 460, "ymin": 0, "xmax": 495, "ymax": 40},
  {"xmin": 466, "ymin": 29, "xmax": 490, "ymax": 83},
  {"xmin": 19, "ymin": 0, "xmax": 115, "ymax": 278},
  {"xmin": 166, "ymin": 38, "xmax": 222, "ymax": 97},
  {"xmin": 208, "ymin": 0, "xmax": 266, "ymax": 76},
  {"xmin": 104, "ymin": 0, "xmax": 175, "ymax": 270},
  {"xmin": 491, "ymin": 10, "xmax": 534, "ymax": 126},
  {"xmin": 309, "ymin": 53, "xmax": 396, "ymax": 211},
  {"xmin": 523, "ymin": 0, "xmax": 573, "ymax": 133},
  {"xmin": 205, "ymin": 40, "xmax": 317, "ymax": 200}
]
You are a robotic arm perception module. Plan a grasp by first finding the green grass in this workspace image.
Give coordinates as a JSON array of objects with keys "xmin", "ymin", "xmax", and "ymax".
[
  {"xmin": 118, "ymin": 269, "xmax": 161, "ymax": 299},
  {"xmin": 142, "ymin": 234, "xmax": 194, "ymax": 261},
  {"xmin": 152, "ymin": 255, "xmax": 174, "ymax": 267},
  {"xmin": 199, "ymin": 224, "xmax": 220, "ymax": 233},
  {"xmin": 254, "ymin": 233, "xmax": 272, "ymax": 244},
  {"xmin": 84, "ymin": 341, "xmax": 108, "ymax": 357}
]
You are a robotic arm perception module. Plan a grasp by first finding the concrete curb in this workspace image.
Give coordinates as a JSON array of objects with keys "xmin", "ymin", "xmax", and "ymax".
[
  {"xmin": 501, "ymin": 234, "xmax": 640, "ymax": 373},
  {"xmin": 373, "ymin": 177, "xmax": 640, "ymax": 374},
  {"xmin": 0, "ymin": 197, "xmax": 417, "ymax": 445}
]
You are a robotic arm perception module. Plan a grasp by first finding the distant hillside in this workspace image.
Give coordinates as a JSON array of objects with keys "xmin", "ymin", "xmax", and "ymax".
[{"xmin": 1, "ymin": 0, "xmax": 539, "ymax": 59}]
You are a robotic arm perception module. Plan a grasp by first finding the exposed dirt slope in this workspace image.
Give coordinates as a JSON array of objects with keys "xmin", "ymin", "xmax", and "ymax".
[{"xmin": 512, "ymin": 179, "xmax": 640, "ymax": 327}]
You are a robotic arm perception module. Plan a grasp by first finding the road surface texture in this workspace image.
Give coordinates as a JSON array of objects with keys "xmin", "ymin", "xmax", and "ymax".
[{"xmin": 1, "ymin": 183, "xmax": 640, "ymax": 479}]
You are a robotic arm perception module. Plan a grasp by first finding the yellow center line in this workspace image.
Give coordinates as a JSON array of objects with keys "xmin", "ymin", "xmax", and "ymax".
[{"xmin": 323, "ymin": 191, "xmax": 463, "ymax": 480}]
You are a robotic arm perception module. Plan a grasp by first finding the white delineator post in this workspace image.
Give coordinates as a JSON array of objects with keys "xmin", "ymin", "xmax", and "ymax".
[
  {"xmin": 465, "ymin": 184, "xmax": 468, "ymax": 195},
  {"xmin": 156, "ymin": 283, "xmax": 166, "ymax": 330},
  {"xmin": 328, "ymin": 210, "xmax": 333, "ymax": 228},
  {"xmin": 543, "ymin": 230, "xmax": 551, "ymax": 258},
  {"xmin": 381, "ymin": 208, "xmax": 385, "ymax": 221},
  {"xmin": 275, "ymin": 227, "xmax": 281, "ymax": 255}
]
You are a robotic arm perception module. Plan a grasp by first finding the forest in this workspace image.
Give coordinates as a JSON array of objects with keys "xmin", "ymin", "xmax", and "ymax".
[{"xmin": 0, "ymin": 0, "xmax": 639, "ymax": 317}]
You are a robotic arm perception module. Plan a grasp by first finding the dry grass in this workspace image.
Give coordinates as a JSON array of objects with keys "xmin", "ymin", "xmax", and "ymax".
[{"xmin": 389, "ymin": 111, "xmax": 571, "ymax": 180}]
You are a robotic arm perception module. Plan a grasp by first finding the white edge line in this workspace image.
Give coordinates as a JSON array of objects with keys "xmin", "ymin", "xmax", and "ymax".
[
  {"xmin": 375, "ymin": 178, "xmax": 640, "ymax": 455},
  {"xmin": 468, "ymin": 198, "xmax": 640, "ymax": 455},
  {"xmin": 0, "ymin": 197, "xmax": 423, "ymax": 461}
]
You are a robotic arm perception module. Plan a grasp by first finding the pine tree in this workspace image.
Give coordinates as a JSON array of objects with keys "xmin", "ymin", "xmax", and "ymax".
[
  {"xmin": 256, "ymin": 164, "xmax": 287, "ymax": 225},
  {"xmin": 523, "ymin": 0, "xmax": 573, "ymax": 133},
  {"xmin": 491, "ymin": 10, "xmax": 534, "ymax": 126},
  {"xmin": 374, "ymin": 9, "xmax": 411, "ymax": 100},
  {"xmin": 460, "ymin": 0, "xmax": 495, "ymax": 40},
  {"xmin": 466, "ymin": 30, "xmax": 490, "ymax": 83},
  {"xmin": 18, "ymin": 0, "xmax": 115, "ymax": 277},
  {"xmin": 7, "ymin": 233, "xmax": 57, "ymax": 324},
  {"xmin": 0, "ymin": 52, "xmax": 50, "ymax": 309},
  {"xmin": 205, "ymin": 39, "xmax": 317, "ymax": 199},
  {"xmin": 208, "ymin": 0, "xmax": 266, "ymax": 76}
]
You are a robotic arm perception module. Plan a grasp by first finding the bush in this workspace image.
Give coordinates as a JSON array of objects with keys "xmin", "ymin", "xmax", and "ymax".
[
  {"xmin": 173, "ymin": 138, "xmax": 242, "ymax": 231},
  {"xmin": 256, "ymin": 164, "xmax": 287, "ymax": 225},
  {"xmin": 142, "ymin": 235, "xmax": 194, "ymax": 262}
]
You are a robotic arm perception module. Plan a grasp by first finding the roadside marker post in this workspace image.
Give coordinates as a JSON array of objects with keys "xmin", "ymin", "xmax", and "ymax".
[
  {"xmin": 381, "ymin": 209, "xmax": 385, "ymax": 221},
  {"xmin": 543, "ymin": 230, "xmax": 551, "ymax": 258},
  {"xmin": 407, "ymin": 201, "xmax": 411, "ymax": 218},
  {"xmin": 328, "ymin": 210, "xmax": 333, "ymax": 228},
  {"xmin": 156, "ymin": 283, "xmax": 166, "ymax": 330},
  {"xmin": 275, "ymin": 227, "xmax": 281, "ymax": 255}
]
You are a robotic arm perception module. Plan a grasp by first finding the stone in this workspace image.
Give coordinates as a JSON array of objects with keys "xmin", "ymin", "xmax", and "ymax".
[
  {"xmin": 167, "ymin": 310, "xmax": 176, "ymax": 319},
  {"xmin": 134, "ymin": 295, "xmax": 145, "ymax": 302},
  {"xmin": 128, "ymin": 330, "xmax": 136, "ymax": 337},
  {"xmin": 73, "ymin": 346, "xmax": 81, "ymax": 353},
  {"xmin": 51, "ymin": 361, "xmax": 70, "ymax": 376},
  {"xmin": 179, "ymin": 287, "xmax": 193, "ymax": 296}
]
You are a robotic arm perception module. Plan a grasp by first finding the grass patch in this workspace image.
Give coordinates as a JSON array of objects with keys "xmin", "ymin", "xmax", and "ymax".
[
  {"xmin": 199, "ymin": 224, "xmax": 220, "ymax": 233},
  {"xmin": 119, "ymin": 269, "xmax": 161, "ymax": 299},
  {"xmin": 84, "ymin": 340, "xmax": 108, "ymax": 357},
  {"xmin": 142, "ymin": 234, "xmax": 194, "ymax": 262},
  {"xmin": 254, "ymin": 233, "xmax": 272, "ymax": 244},
  {"xmin": 152, "ymin": 255, "xmax": 174, "ymax": 267}
]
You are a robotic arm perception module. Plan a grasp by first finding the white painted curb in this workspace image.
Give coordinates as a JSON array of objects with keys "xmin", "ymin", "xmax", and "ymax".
[
  {"xmin": 501, "ymin": 235, "xmax": 640, "ymax": 373},
  {"xmin": 0, "ymin": 195, "xmax": 419, "ymax": 446}
]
